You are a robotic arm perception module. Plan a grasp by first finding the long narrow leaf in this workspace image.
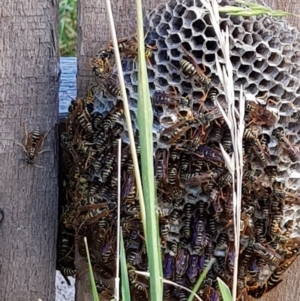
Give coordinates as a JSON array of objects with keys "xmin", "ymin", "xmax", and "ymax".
[
  {"xmin": 187, "ymin": 258, "xmax": 216, "ymax": 301},
  {"xmin": 217, "ymin": 277, "xmax": 232, "ymax": 301},
  {"xmin": 84, "ymin": 237, "xmax": 100, "ymax": 301},
  {"xmin": 136, "ymin": 0, "xmax": 163, "ymax": 299},
  {"xmin": 120, "ymin": 230, "xmax": 131, "ymax": 301}
]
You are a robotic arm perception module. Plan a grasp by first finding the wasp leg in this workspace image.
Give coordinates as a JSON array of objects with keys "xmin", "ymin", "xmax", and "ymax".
[{"xmin": 14, "ymin": 141, "xmax": 27, "ymax": 153}]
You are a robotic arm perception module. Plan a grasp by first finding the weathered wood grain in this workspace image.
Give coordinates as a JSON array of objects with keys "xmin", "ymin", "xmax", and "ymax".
[
  {"xmin": 76, "ymin": 1, "xmax": 165, "ymax": 300},
  {"xmin": 0, "ymin": 1, "xmax": 60, "ymax": 300},
  {"xmin": 77, "ymin": 0, "xmax": 162, "ymax": 98}
]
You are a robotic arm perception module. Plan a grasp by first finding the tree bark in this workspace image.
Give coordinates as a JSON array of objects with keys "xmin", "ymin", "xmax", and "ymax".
[{"xmin": 0, "ymin": 1, "xmax": 60, "ymax": 301}]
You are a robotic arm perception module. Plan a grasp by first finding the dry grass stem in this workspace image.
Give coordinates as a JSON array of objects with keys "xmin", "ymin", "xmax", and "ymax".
[
  {"xmin": 201, "ymin": 0, "xmax": 245, "ymax": 300},
  {"xmin": 104, "ymin": 0, "xmax": 147, "ymax": 234}
]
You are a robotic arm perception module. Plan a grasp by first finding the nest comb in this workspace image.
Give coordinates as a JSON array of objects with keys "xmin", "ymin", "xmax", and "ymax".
[{"xmin": 58, "ymin": 0, "xmax": 300, "ymax": 300}]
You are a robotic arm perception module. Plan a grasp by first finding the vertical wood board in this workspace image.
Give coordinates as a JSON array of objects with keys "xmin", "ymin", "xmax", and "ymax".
[{"xmin": 0, "ymin": 1, "xmax": 60, "ymax": 301}]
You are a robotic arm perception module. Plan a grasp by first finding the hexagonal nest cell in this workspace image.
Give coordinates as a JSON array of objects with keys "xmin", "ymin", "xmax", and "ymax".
[{"xmin": 58, "ymin": 0, "xmax": 300, "ymax": 300}]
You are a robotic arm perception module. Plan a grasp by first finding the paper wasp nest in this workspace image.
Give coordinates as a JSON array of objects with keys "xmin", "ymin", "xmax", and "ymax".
[{"xmin": 58, "ymin": 0, "xmax": 300, "ymax": 300}]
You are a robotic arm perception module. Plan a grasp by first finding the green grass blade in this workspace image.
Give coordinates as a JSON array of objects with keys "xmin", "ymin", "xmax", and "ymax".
[
  {"xmin": 187, "ymin": 258, "xmax": 216, "ymax": 301},
  {"xmin": 217, "ymin": 277, "xmax": 233, "ymax": 301},
  {"xmin": 120, "ymin": 230, "xmax": 131, "ymax": 301},
  {"xmin": 84, "ymin": 237, "xmax": 100, "ymax": 301},
  {"xmin": 220, "ymin": 0, "xmax": 300, "ymax": 18},
  {"xmin": 135, "ymin": 0, "xmax": 163, "ymax": 300}
]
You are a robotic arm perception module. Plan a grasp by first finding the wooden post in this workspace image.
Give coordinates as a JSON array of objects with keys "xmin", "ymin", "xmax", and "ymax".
[
  {"xmin": 76, "ymin": 1, "xmax": 165, "ymax": 300},
  {"xmin": 77, "ymin": 0, "xmax": 163, "ymax": 97},
  {"xmin": 0, "ymin": 1, "xmax": 60, "ymax": 301},
  {"xmin": 252, "ymin": 1, "xmax": 300, "ymax": 299},
  {"xmin": 264, "ymin": 0, "xmax": 300, "ymax": 28}
]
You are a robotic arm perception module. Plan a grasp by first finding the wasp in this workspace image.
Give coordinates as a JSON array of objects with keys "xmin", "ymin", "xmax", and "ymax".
[
  {"xmin": 122, "ymin": 218, "xmax": 143, "ymax": 233},
  {"xmin": 179, "ymin": 153, "xmax": 190, "ymax": 179},
  {"xmin": 253, "ymin": 243, "xmax": 283, "ymax": 266},
  {"xmin": 240, "ymin": 204, "xmax": 255, "ymax": 235},
  {"xmin": 247, "ymin": 285, "xmax": 267, "ymax": 299},
  {"xmin": 217, "ymin": 171, "xmax": 232, "ymax": 189},
  {"xmin": 95, "ymin": 218, "xmax": 109, "ymax": 247},
  {"xmin": 93, "ymin": 261, "xmax": 115, "ymax": 279},
  {"xmin": 128, "ymin": 265, "xmax": 149, "ymax": 298},
  {"xmin": 163, "ymin": 255, "xmax": 175, "ymax": 279},
  {"xmin": 266, "ymin": 253, "xmax": 298, "ymax": 292},
  {"xmin": 246, "ymin": 101, "xmax": 277, "ymax": 126},
  {"xmin": 182, "ymin": 126, "xmax": 206, "ymax": 151},
  {"xmin": 175, "ymin": 248, "xmax": 190, "ymax": 277},
  {"xmin": 102, "ymin": 237, "xmax": 116, "ymax": 263},
  {"xmin": 84, "ymin": 83, "xmax": 101, "ymax": 105},
  {"xmin": 152, "ymin": 88, "xmax": 191, "ymax": 108},
  {"xmin": 122, "ymin": 173, "xmax": 137, "ymax": 204},
  {"xmin": 254, "ymin": 219, "xmax": 266, "ymax": 243},
  {"xmin": 112, "ymin": 123, "xmax": 124, "ymax": 138},
  {"xmin": 195, "ymin": 145, "xmax": 224, "ymax": 163},
  {"xmin": 269, "ymin": 208, "xmax": 283, "ymax": 237},
  {"xmin": 102, "ymin": 101, "xmax": 124, "ymax": 131},
  {"xmin": 160, "ymin": 220, "xmax": 170, "ymax": 242},
  {"xmin": 213, "ymin": 260, "xmax": 232, "ymax": 285},
  {"xmin": 169, "ymin": 209, "xmax": 181, "ymax": 226},
  {"xmin": 167, "ymin": 164, "xmax": 178, "ymax": 186},
  {"xmin": 91, "ymin": 112, "xmax": 103, "ymax": 131},
  {"xmin": 124, "ymin": 204, "xmax": 141, "ymax": 219},
  {"xmin": 101, "ymin": 77, "xmax": 122, "ymax": 98},
  {"xmin": 273, "ymin": 127, "xmax": 300, "ymax": 162},
  {"xmin": 207, "ymin": 122, "xmax": 224, "ymax": 145},
  {"xmin": 193, "ymin": 218, "xmax": 209, "ymax": 252},
  {"xmin": 91, "ymin": 49, "xmax": 113, "ymax": 77},
  {"xmin": 196, "ymin": 105, "xmax": 225, "ymax": 126},
  {"xmin": 99, "ymin": 157, "xmax": 116, "ymax": 184},
  {"xmin": 215, "ymin": 232, "xmax": 229, "ymax": 252},
  {"xmin": 57, "ymin": 231, "xmax": 75, "ymax": 264},
  {"xmin": 186, "ymin": 255, "xmax": 199, "ymax": 284},
  {"xmin": 182, "ymin": 203, "xmax": 193, "ymax": 240},
  {"xmin": 258, "ymin": 197, "xmax": 270, "ymax": 219},
  {"xmin": 15, "ymin": 123, "xmax": 51, "ymax": 168},
  {"xmin": 264, "ymin": 165, "xmax": 278, "ymax": 183},
  {"xmin": 58, "ymin": 265, "xmax": 77, "ymax": 281},
  {"xmin": 155, "ymin": 148, "xmax": 168, "ymax": 182},
  {"xmin": 106, "ymin": 34, "xmax": 157, "ymax": 66},
  {"xmin": 244, "ymin": 127, "xmax": 268, "ymax": 167},
  {"xmin": 159, "ymin": 118, "xmax": 194, "ymax": 145},
  {"xmin": 180, "ymin": 44, "xmax": 211, "ymax": 87},
  {"xmin": 79, "ymin": 203, "xmax": 110, "ymax": 225},
  {"xmin": 181, "ymin": 169, "xmax": 213, "ymax": 187},
  {"xmin": 221, "ymin": 129, "xmax": 233, "ymax": 153},
  {"xmin": 284, "ymin": 220, "xmax": 294, "ymax": 237},
  {"xmin": 285, "ymin": 237, "xmax": 300, "ymax": 256},
  {"xmin": 75, "ymin": 108, "xmax": 94, "ymax": 139}
]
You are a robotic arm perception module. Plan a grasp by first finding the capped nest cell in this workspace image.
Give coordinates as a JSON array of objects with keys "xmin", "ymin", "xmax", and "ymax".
[{"xmin": 58, "ymin": 0, "xmax": 300, "ymax": 300}]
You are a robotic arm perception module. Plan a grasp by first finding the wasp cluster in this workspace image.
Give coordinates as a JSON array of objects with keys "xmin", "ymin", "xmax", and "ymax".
[{"xmin": 58, "ymin": 0, "xmax": 300, "ymax": 300}]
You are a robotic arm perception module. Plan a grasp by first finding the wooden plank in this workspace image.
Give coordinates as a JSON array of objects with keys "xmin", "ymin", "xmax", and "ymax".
[
  {"xmin": 77, "ymin": 0, "xmax": 163, "ymax": 98},
  {"xmin": 0, "ymin": 0, "xmax": 60, "ymax": 300},
  {"xmin": 253, "ymin": 1, "xmax": 300, "ymax": 299},
  {"xmin": 76, "ymin": 1, "xmax": 165, "ymax": 300}
]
